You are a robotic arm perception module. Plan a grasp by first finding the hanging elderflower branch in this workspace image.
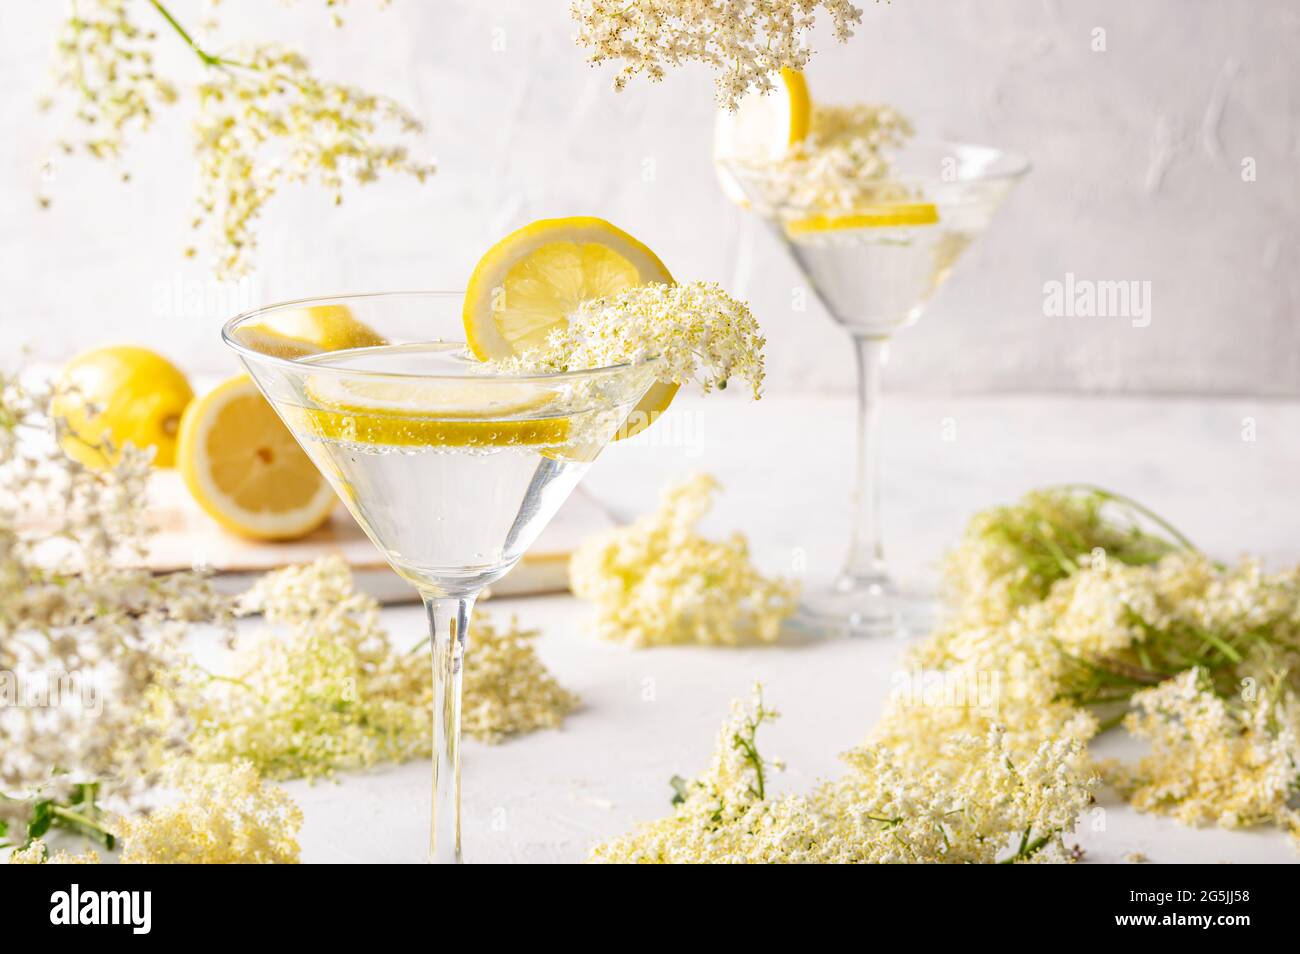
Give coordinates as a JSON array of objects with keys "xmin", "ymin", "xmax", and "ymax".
[
  {"xmin": 570, "ymin": 0, "xmax": 872, "ymax": 109},
  {"xmin": 41, "ymin": 0, "xmax": 434, "ymax": 278}
]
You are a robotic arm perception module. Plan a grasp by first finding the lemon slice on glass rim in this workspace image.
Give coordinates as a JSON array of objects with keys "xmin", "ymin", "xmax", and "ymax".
[
  {"xmin": 177, "ymin": 376, "xmax": 337, "ymax": 540},
  {"xmin": 714, "ymin": 68, "xmax": 812, "ymax": 206},
  {"xmin": 461, "ymin": 216, "xmax": 678, "ymax": 440}
]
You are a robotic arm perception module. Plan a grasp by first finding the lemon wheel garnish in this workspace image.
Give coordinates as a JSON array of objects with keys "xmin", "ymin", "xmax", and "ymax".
[
  {"xmin": 234, "ymin": 303, "xmax": 387, "ymax": 359},
  {"xmin": 177, "ymin": 376, "xmax": 337, "ymax": 540},
  {"xmin": 714, "ymin": 68, "xmax": 812, "ymax": 205},
  {"xmin": 298, "ymin": 376, "xmax": 570, "ymax": 448},
  {"xmin": 462, "ymin": 216, "xmax": 678, "ymax": 439},
  {"xmin": 52, "ymin": 345, "xmax": 195, "ymax": 470},
  {"xmin": 785, "ymin": 202, "xmax": 940, "ymax": 237}
]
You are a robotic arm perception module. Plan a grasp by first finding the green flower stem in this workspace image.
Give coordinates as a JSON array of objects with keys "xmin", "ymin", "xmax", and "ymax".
[
  {"xmin": 51, "ymin": 804, "xmax": 116, "ymax": 848},
  {"xmin": 148, "ymin": 0, "xmax": 252, "ymax": 70},
  {"xmin": 1054, "ymin": 483, "xmax": 1198, "ymax": 553},
  {"xmin": 1001, "ymin": 828, "xmax": 1055, "ymax": 863}
]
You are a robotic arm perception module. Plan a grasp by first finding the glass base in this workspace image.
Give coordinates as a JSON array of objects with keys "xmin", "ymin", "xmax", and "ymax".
[{"xmin": 790, "ymin": 575, "xmax": 934, "ymax": 639}]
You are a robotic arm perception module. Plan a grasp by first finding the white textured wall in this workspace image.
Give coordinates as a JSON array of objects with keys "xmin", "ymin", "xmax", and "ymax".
[{"xmin": 1, "ymin": 0, "xmax": 1296, "ymax": 395}]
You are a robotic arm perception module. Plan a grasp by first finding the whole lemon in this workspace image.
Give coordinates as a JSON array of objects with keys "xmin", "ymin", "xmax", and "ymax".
[{"xmin": 53, "ymin": 345, "xmax": 195, "ymax": 469}]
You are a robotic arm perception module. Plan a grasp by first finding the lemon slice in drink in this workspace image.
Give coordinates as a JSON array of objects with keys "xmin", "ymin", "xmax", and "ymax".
[
  {"xmin": 714, "ymin": 68, "xmax": 812, "ymax": 205},
  {"xmin": 234, "ymin": 303, "xmax": 387, "ymax": 359},
  {"xmin": 298, "ymin": 375, "xmax": 571, "ymax": 448},
  {"xmin": 785, "ymin": 202, "xmax": 940, "ymax": 237},
  {"xmin": 177, "ymin": 376, "xmax": 337, "ymax": 540},
  {"xmin": 462, "ymin": 217, "xmax": 678, "ymax": 439}
]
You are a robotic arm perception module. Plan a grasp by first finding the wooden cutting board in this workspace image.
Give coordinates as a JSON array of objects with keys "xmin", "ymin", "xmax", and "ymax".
[{"xmin": 143, "ymin": 471, "xmax": 614, "ymax": 603}]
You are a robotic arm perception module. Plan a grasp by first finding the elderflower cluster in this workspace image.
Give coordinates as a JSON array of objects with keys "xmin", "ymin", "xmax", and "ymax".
[
  {"xmin": 41, "ymin": 0, "xmax": 178, "ymax": 168},
  {"xmin": 570, "ymin": 474, "xmax": 798, "ymax": 647},
  {"xmin": 463, "ymin": 614, "xmax": 581, "ymax": 744},
  {"xmin": 938, "ymin": 486, "xmax": 1180, "ymax": 631},
  {"xmin": 115, "ymin": 760, "xmax": 302, "ymax": 863},
  {"xmin": 173, "ymin": 557, "xmax": 578, "ymax": 779},
  {"xmin": 0, "ymin": 373, "xmax": 229, "ymax": 837},
  {"xmin": 43, "ymin": 1, "xmax": 433, "ymax": 276},
  {"xmin": 495, "ymin": 282, "xmax": 767, "ymax": 400},
  {"xmin": 727, "ymin": 103, "xmax": 915, "ymax": 214},
  {"xmin": 8, "ymin": 841, "xmax": 100, "ymax": 864},
  {"xmin": 11, "ymin": 760, "xmax": 302, "ymax": 864},
  {"xmin": 1107, "ymin": 669, "xmax": 1300, "ymax": 844},
  {"xmin": 193, "ymin": 45, "xmax": 435, "ymax": 277},
  {"xmin": 907, "ymin": 487, "xmax": 1300, "ymax": 844},
  {"xmin": 590, "ymin": 686, "xmax": 1096, "ymax": 863},
  {"xmin": 571, "ymin": 1, "xmax": 866, "ymax": 109}
]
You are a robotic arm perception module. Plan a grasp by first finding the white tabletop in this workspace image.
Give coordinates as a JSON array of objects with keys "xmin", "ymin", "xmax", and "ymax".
[{"xmin": 265, "ymin": 391, "xmax": 1298, "ymax": 863}]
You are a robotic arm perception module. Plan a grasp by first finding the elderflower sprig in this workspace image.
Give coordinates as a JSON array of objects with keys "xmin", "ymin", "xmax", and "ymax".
[
  {"xmin": 0, "ymin": 372, "xmax": 230, "ymax": 844},
  {"xmin": 907, "ymin": 485, "xmax": 1300, "ymax": 846},
  {"xmin": 192, "ymin": 43, "xmax": 434, "ymax": 277},
  {"xmin": 10, "ymin": 761, "xmax": 303, "ymax": 864},
  {"xmin": 937, "ymin": 485, "xmax": 1190, "ymax": 633},
  {"xmin": 1106, "ymin": 669, "xmax": 1300, "ymax": 845},
  {"xmin": 170, "ymin": 556, "xmax": 579, "ymax": 780},
  {"xmin": 590, "ymin": 686, "xmax": 1097, "ymax": 863},
  {"xmin": 115, "ymin": 760, "xmax": 302, "ymax": 864},
  {"xmin": 42, "ymin": 0, "xmax": 434, "ymax": 277},
  {"xmin": 493, "ymin": 281, "xmax": 767, "ymax": 399},
  {"xmin": 727, "ymin": 102, "xmax": 916, "ymax": 214},
  {"xmin": 571, "ymin": 1, "xmax": 868, "ymax": 110},
  {"xmin": 570, "ymin": 474, "xmax": 798, "ymax": 647},
  {"xmin": 8, "ymin": 841, "xmax": 101, "ymax": 865},
  {"xmin": 42, "ymin": 0, "xmax": 178, "ymax": 166}
]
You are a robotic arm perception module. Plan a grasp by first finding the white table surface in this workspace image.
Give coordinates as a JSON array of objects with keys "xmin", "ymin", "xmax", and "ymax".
[{"xmin": 235, "ymin": 392, "xmax": 1300, "ymax": 863}]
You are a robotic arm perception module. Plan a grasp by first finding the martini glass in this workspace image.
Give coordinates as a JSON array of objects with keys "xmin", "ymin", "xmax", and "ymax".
[
  {"xmin": 719, "ymin": 142, "xmax": 1028, "ymax": 636},
  {"xmin": 223, "ymin": 292, "xmax": 659, "ymax": 862}
]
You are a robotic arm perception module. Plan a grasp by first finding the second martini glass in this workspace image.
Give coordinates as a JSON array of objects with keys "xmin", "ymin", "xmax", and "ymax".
[
  {"xmin": 720, "ymin": 142, "xmax": 1028, "ymax": 636},
  {"xmin": 223, "ymin": 292, "xmax": 659, "ymax": 862}
]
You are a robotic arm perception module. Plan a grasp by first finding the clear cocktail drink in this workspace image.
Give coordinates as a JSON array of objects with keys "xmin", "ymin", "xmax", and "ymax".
[{"xmin": 224, "ymin": 293, "xmax": 658, "ymax": 863}]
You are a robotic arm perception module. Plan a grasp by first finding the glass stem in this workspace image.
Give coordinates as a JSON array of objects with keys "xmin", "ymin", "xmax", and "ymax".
[
  {"xmin": 423, "ymin": 591, "xmax": 477, "ymax": 864},
  {"xmin": 841, "ymin": 334, "xmax": 890, "ymax": 584}
]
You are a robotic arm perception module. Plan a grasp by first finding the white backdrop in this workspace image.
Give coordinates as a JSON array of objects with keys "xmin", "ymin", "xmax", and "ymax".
[{"xmin": 1, "ymin": 0, "xmax": 1295, "ymax": 396}]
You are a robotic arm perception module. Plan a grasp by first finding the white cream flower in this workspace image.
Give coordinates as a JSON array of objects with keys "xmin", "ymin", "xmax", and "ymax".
[
  {"xmin": 570, "ymin": 475, "xmax": 798, "ymax": 647},
  {"xmin": 0, "ymin": 373, "xmax": 229, "ymax": 838},
  {"xmin": 590, "ymin": 685, "xmax": 1097, "ymax": 863},
  {"xmin": 493, "ymin": 281, "xmax": 768, "ymax": 400},
  {"xmin": 571, "ymin": 1, "xmax": 867, "ymax": 109},
  {"xmin": 175, "ymin": 556, "xmax": 579, "ymax": 779},
  {"xmin": 43, "ymin": 1, "xmax": 433, "ymax": 277}
]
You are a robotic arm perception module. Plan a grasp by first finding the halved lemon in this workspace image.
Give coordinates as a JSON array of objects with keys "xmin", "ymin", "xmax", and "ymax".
[
  {"xmin": 462, "ymin": 216, "xmax": 678, "ymax": 439},
  {"xmin": 785, "ymin": 202, "xmax": 940, "ymax": 237},
  {"xmin": 295, "ymin": 376, "xmax": 570, "ymax": 448},
  {"xmin": 177, "ymin": 376, "xmax": 337, "ymax": 540},
  {"xmin": 714, "ymin": 68, "xmax": 812, "ymax": 205},
  {"xmin": 234, "ymin": 303, "xmax": 387, "ymax": 359}
]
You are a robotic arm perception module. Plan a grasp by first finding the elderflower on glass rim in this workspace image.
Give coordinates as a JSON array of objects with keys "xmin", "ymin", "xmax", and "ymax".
[
  {"xmin": 222, "ymin": 291, "xmax": 653, "ymax": 385},
  {"xmin": 720, "ymin": 139, "xmax": 1032, "ymax": 220}
]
